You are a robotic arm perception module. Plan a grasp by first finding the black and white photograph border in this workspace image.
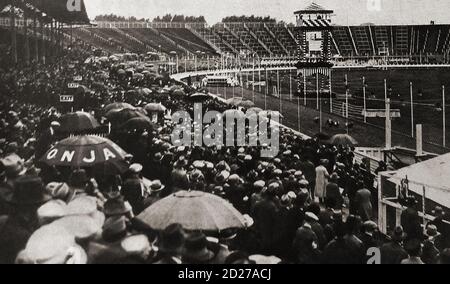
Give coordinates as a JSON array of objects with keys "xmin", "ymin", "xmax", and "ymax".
[{"xmin": 0, "ymin": 0, "xmax": 449, "ymax": 266}]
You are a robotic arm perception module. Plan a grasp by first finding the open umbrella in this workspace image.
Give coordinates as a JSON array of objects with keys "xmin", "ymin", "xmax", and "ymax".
[
  {"xmin": 59, "ymin": 112, "xmax": 100, "ymax": 133},
  {"xmin": 136, "ymin": 88, "xmax": 152, "ymax": 96},
  {"xmin": 137, "ymin": 190, "xmax": 247, "ymax": 231},
  {"xmin": 106, "ymin": 108, "xmax": 147, "ymax": 125},
  {"xmin": 171, "ymin": 88, "xmax": 185, "ymax": 97},
  {"xmin": 145, "ymin": 103, "xmax": 167, "ymax": 113},
  {"xmin": 226, "ymin": 97, "xmax": 243, "ymax": 106},
  {"xmin": 104, "ymin": 102, "xmax": 135, "ymax": 113},
  {"xmin": 238, "ymin": 100, "xmax": 255, "ymax": 108},
  {"xmin": 247, "ymin": 107, "xmax": 263, "ymax": 114},
  {"xmin": 314, "ymin": 132, "xmax": 331, "ymax": 141},
  {"xmin": 76, "ymin": 85, "xmax": 92, "ymax": 95},
  {"xmin": 328, "ymin": 134, "xmax": 358, "ymax": 146},
  {"xmin": 223, "ymin": 109, "xmax": 246, "ymax": 120},
  {"xmin": 189, "ymin": 92, "xmax": 210, "ymax": 101},
  {"xmin": 121, "ymin": 117, "xmax": 156, "ymax": 131},
  {"xmin": 40, "ymin": 135, "xmax": 128, "ymax": 171}
]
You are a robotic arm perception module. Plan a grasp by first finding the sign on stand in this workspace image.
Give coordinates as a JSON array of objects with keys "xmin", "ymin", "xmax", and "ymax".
[{"xmin": 60, "ymin": 95, "xmax": 74, "ymax": 103}]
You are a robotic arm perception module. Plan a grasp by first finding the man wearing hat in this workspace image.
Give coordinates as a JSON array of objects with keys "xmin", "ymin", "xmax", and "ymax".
[
  {"xmin": 421, "ymin": 224, "xmax": 441, "ymax": 264},
  {"xmin": 104, "ymin": 194, "xmax": 132, "ymax": 219},
  {"xmin": 360, "ymin": 221, "xmax": 379, "ymax": 262},
  {"xmin": 380, "ymin": 226, "xmax": 409, "ymax": 264},
  {"xmin": 251, "ymin": 183, "xmax": 280, "ymax": 255},
  {"xmin": 143, "ymin": 180, "xmax": 165, "ymax": 208},
  {"xmin": 354, "ymin": 183, "xmax": 373, "ymax": 222},
  {"xmin": 429, "ymin": 206, "xmax": 448, "ymax": 247},
  {"xmin": 293, "ymin": 213, "xmax": 321, "ymax": 264},
  {"xmin": 87, "ymin": 216, "xmax": 130, "ymax": 264},
  {"xmin": 401, "ymin": 239, "xmax": 424, "ymax": 264},
  {"xmin": 35, "ymin": 121, "xmax": 60, "ymax": 160},
  {"xmin": 182, "ymin": 232, "xmax": 216, "ymax": 264},
  {"xmin": 153, "ymin": 224, "xmax": 185, "ymax": 264},
  {"xmin": 170, "ymin": 157, "xmax": 189, "ymax": 194},
  {"xmin": 298, "ymin": 155, "xmax": 316, "ymax": 196},
  {"xmin": 0, "ymin": 175, "xmax": 52, "ymax": 263},
  {"xmin": 400, "ymin": 196, "xmax": 423, "ymax": 241},
  {"xmin": 325, "ymin": 173, "xmax": 343, "ymax": 210}
]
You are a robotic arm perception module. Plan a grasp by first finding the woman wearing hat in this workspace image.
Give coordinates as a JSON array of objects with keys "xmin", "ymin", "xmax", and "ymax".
[{"xmin": 314, "ymin": 159, "xmax": 330, "ymax": 203}]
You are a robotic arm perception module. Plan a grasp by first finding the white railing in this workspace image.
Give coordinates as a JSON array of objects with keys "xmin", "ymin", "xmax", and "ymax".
[{"xmin": 93, "ymin": 21, "xmax": 207, "ymax": 29}]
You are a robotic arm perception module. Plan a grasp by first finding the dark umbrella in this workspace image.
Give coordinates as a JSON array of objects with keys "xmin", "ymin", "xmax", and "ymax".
[
  {"xmin": 189, "ymin": 92, "xmax": 210, "ymax": 101},
  {"xmin": 59, "ymin": 112, "xmax": 100, "ymax": 134},
  {"xmin": 121, "ymin": 117, "xmax": 157, "ymax": 131},
  {"xmin": 106, "ymin": 108, "xmax": 148, "ymax": 125},
  {"xmin": 144, "ymin": 103, "xmax": 167, "ymax": 113},
  {"xmin": 76, "ymin": 85, "xmax": 92, "ymax": 95},
  {"xmin": 104, "ymin": 102, "xmax": 135, "ymax": 113},
  {"xmin": 315, "ymin": 132, "xmax": 331, "ymax": 141},
  {"xmin": 172, "ymin": 89, "xmax": 185, "ymax": 97}
]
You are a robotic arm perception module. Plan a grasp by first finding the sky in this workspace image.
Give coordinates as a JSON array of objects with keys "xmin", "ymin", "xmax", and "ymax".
[{"xmin": 84, "ymin": 0, "xmax": 450, "ymax": 25}]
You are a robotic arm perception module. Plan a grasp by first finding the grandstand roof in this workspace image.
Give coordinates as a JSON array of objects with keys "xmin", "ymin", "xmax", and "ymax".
[
  {"xmin": 11, "ymin": 0, "xmax": 90, "ymax": 24},
  {"xmin": 295, "ymin": 2, "xmax": 333, "ymax": 14},
  {"xmin": 388, "ymin": 153, "xmax": 450, "ymax": 208}
]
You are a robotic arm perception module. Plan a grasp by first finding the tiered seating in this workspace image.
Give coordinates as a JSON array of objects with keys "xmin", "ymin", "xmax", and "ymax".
[
  {"xmin": 227, "ymin": 23, "xmax": 267, "ymax": 56},
  {"xmin": 273, "ymin": 25, "xmax": 297, "ymax": 56},
  {"xmin": 437, "ymin": 26, "xmax": 450, "ymax": 54},
  {"xmin": 249, "ymin": 23, "xmax": 285, "ymax": 55},
  {"xmin": 350, "ymin": 26, "xmax": 372, "ymax": 56},
  {"xmin": 95, "ymin": 28, "xmax": 149, "ymax": 53},
  {"xmin": 157, "ymin": 28, "xmax": 215, "ymax": 54},
  {"xmin": 194, "ymin": 27, "xmax": 235, "ymax": 55},
  {"xmin": 393, "ymin": 26, "xmax": 409, "ymax": 55},
  {"xmin": 331, "ymin": 26, "xmax": 354, "ymax": 56},
  {"xmin": 213, "ymin": 24, "xmax": 247, "ymax": 53},
  {"xmin": 120, "ymin": 28, "xmax": 183, "ymax": 55},
  {"xmin": 72, "ymin": 28, "xmax": 121, "ymax": 53},
  {"xmin": 373, "ymin": 26, "xmax": 390, "ymax": 55}
]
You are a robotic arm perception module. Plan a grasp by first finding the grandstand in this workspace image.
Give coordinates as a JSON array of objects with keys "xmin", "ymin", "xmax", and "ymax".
[
  {"xmin": 68, "ymin": 20, "xmax": 448, "ymax": 64},
  {"xmin": 2, "ymin": 8, "xmax": 449, "ymax": 65}
]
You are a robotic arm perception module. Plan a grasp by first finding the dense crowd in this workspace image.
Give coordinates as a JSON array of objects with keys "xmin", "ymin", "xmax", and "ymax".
[{"xmin": 0, "ymin": 46, "xmax": 449, "ymax": 265}]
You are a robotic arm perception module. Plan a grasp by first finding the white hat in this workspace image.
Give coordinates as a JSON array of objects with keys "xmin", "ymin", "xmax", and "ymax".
[
  {"xmin": 51, "ymin": 121, "xmax": 61, "ymax": 127},
  {"xmin": 121, "ymin": 234, "xmax": 151, "ymax": 255},
  {"xmin": 129, "ymin": 163, "xmax": 143, "ymax": 173},
  {"xmin": 305, "ymin": 212, "xmax": 319, "ymax": 222}
]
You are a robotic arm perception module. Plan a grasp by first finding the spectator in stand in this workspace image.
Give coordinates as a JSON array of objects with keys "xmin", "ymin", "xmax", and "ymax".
[
  {"xmin": 314, "ymin": 159, "xmax": 329, "ymax": 203},
  {"xmin": 380, "ymin": 226, "xmax": 409, "ymax": 264}
]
